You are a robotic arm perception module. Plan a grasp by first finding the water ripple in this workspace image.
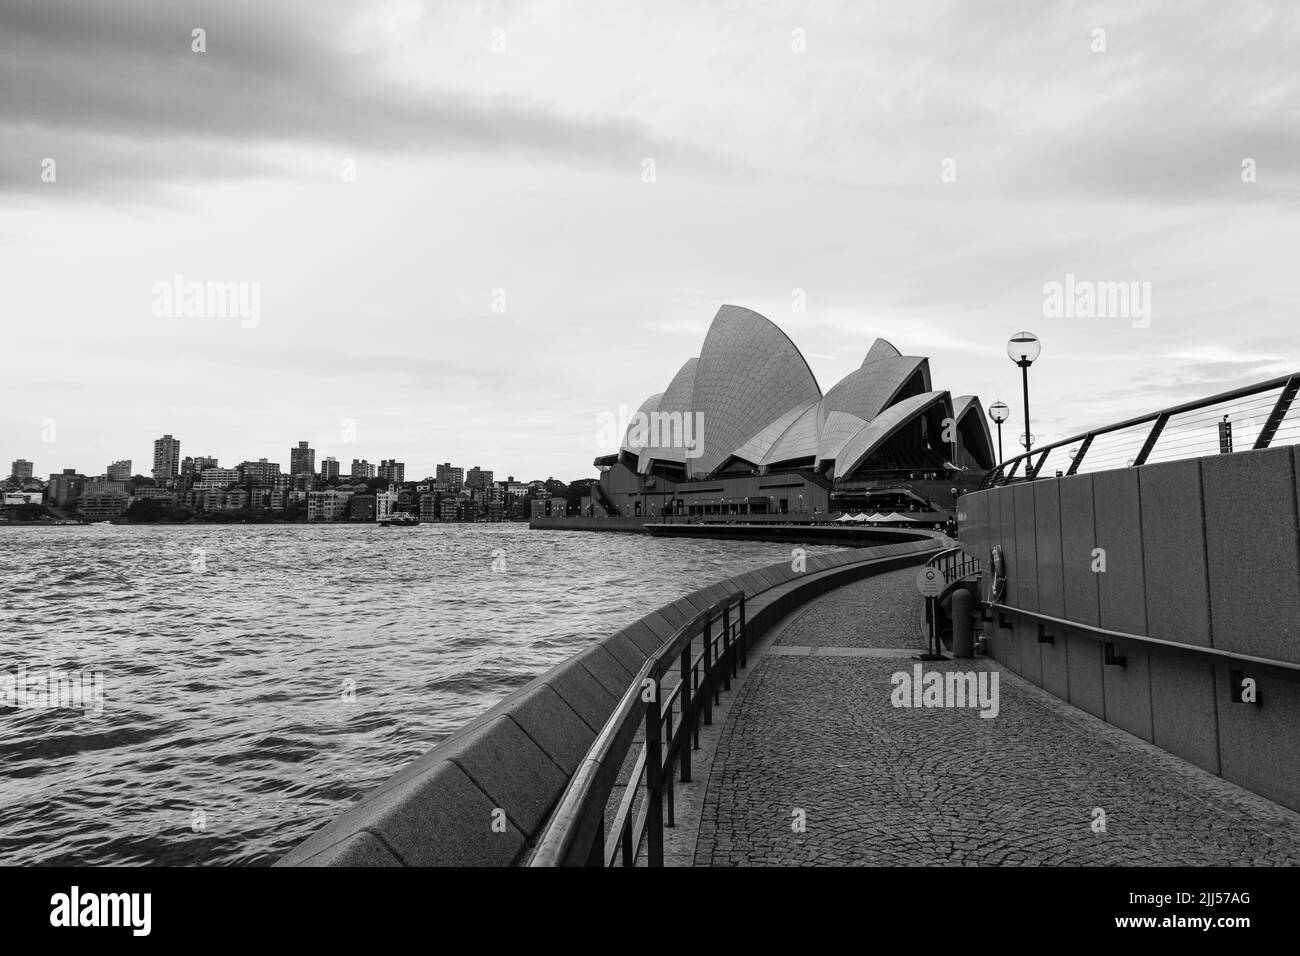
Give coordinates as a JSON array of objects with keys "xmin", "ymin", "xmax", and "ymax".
[{"xmin": 0, "ymin": 523, "xmax": 835, "ymax": 865}]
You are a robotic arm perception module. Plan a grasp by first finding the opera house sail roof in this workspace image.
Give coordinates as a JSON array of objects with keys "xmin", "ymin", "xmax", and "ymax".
[{"xmin": 617, "ymin": 304, "xmax": 993, "ymax": 486}]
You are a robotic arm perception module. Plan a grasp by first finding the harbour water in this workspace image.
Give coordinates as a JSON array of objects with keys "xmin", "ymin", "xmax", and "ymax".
[{"xmin": 0, "ymin": 524, "xmax": 834, "ymax": 865}]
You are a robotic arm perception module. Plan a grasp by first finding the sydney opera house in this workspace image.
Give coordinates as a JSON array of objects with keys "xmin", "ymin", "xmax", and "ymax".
[{"xmin": 590, "ymin": 305, "xmax": 995, "ymax": 520}]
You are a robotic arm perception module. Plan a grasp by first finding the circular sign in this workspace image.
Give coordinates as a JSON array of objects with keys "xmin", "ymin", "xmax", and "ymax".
[{"xmin": 915, "ymin": 566, "xmax": 944, "ymax": 598}]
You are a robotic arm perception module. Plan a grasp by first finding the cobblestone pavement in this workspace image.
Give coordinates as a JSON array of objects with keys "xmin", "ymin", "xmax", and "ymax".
[
  {"xmin": 694, "ymin": 576, "xmax": 1300, "ymax": 866},
  {"xmin": 775, "ymin": 568, "xmax": 926, "ymax": 650}
]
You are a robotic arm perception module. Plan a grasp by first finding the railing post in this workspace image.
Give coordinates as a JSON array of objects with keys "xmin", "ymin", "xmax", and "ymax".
[
  {"xmin": 721, "ymin": 605, "xmax": 732, "ymax": 691},
  {"xmin": 1066, "ymin": 433, "xmax": 1094, "ymax": 476},
  {"xmin": 681, "ymin": 645, "xmax": 697, "ymax": 760},
  {"xmin": 644, "ymin": 676, "xmax": 664, "ymax": 868},
  {"xmin": 664, "ymin": 704, "xmax": 675, "ymax": 828},
  {"xmin": 702, "ymin": 615, "xmax": 714, "ymax": 726},
  {"xmin": 1132, "ymin": 413, "xmax": 1169, "ymax": 467},
  {"xmin": 1254, "ymin": 376, "xmax": 1299, "ymax": 449},
  {"xmin": 739, "ymin": 594, "xmax": 748, "ymax": 669}
]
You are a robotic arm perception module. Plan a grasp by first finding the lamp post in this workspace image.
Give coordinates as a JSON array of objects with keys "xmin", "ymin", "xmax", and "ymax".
[
  {"xmin": 1006, "ymin": 332, "xmax": 1041, "ymax": 454},
  {"xmin": 988, "ymin": 401, "xmax": 1010, "ymax": 463}
]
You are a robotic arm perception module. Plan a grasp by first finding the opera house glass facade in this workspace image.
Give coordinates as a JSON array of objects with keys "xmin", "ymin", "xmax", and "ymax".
[{"xmin": 591, "ymin": 305, "xmax": 995, "ymax": 520}]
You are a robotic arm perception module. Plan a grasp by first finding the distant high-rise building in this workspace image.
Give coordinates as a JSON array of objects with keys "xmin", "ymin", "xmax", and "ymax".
[
  {"xmin": 47, "ymin": 470, "xmax": 87, "ymax": 509},
  {"xmin": 152, "ymin": 434, "xmax": 180, "ymax": 482},
  {"xmin": 350, "ymin": 459, "xmax": 375, "ymax": 480},
  {"xmin": 238, "ymin": 459, "xmax": 282, "ymax": 485},
  {"xmin": 378, "ymin": 459, "xmax": 405, "ymax": 484},
  {"xmin": 181, "ymin": 455, "xmax": 217, "ymax": 485},
  {"xmin": 466, "ymin": 466, "xmax": 493, "ymax": 490},
  {"xmin": 290, "ymin": 441, "xmax": 315, "ymax": 477},
  {"xmin": 436, "ymin": 462, "xmax": 464, "ymax": 492},
  {"xmin": 320, "ymin": 457, "xmax": 340, "ymax": 480},
  {"xmin": 106, "ymin": 460, "xmax": 132, "ymax": 481},
  {"xmin": 10, "ymin": 459, "xmax": 33, "ymax": 481}
]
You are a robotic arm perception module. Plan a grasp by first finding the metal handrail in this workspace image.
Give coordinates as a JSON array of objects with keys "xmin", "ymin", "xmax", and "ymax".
[
  {"xmin": 982, "ymin": 372, "xmax": 1300, "ymax": 488},
  {"xmin": 927, "ymin": 546, "xmax": 981, "ymax": 590},
  {"xmin": 529, "ymin": 591, "xmax": 747, "ymax": 867},
  {"xmin": 986, "ymin": 602, "xmax": 1300, "ymax": 683}
]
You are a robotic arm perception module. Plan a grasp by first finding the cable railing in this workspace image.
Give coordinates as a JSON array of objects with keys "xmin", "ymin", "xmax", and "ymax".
[
  {"xmin": 529, "ymin": 591, "xmax": 747, "ymax": 867},
  {"xmin": 982, "ymin": 373, "xmax": 1300, "ymax": 488}
]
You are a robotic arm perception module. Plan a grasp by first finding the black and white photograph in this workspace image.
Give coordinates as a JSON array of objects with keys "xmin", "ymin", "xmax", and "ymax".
[{"xmin": 1, "ymin": 0, "xmax": 1296, "ymax": 938}]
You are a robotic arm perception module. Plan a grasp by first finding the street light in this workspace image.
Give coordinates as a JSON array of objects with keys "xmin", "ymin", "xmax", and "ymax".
[
  {"xmin": 1007, "ymin": 332, "xmax": 1041, "ymax": 454},
  {"xmin": 988, "ymin": 400, "xmax": 1010, "ymax": 463}
]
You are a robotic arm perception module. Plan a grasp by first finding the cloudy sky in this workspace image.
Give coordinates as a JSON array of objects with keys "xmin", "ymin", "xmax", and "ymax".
[{"xmin": 3, "ymin": 0, "xmax": 1297, "ymax": 481}]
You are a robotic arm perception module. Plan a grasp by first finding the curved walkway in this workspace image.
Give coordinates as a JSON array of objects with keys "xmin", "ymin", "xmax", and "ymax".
[{"xmin": 690, "ymin": 568, "xmax": 1300, "ymax": 866}]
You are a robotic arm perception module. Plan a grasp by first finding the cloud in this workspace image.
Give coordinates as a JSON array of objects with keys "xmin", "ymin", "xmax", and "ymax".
[{"xmin": 0, "ymin": 0, "xmax": 724, "ymax": 197}]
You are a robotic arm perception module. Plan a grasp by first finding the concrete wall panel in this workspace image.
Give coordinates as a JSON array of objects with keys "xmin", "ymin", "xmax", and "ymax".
[
  {"xmin": 1033, "ymin": 480, "xmax": 1065, "ymax": 618},
  {"xmin": 1012, "ymin": 483, "xmax": 1039, "ymax": 611},
  {"xmin": 1015, "ymin": 617, "xmax": 1042, "ymax": 686},
  {"xmin": 1038, "ymin": 629, "xmax": 1070, "ymax": 700},
  {"xmin": 1058, "ymin": 475, "xmax": 1100, "ymax": 627},
  {"xmin": 1202, "ymin": 447, "xmax": 1300, "ymax": 663},
  {"xmin": 1138, "ymin": 459, "xmax": 1211, "ymax": 647},
  {"xmin": 998, "ymin": 485, "xmax": 1018, "ymax": 608},
  {"xmin": 1100, "ymin": 641, "xmax": 1153, "ymax": 742},
  {"xmin": 1148, "ymin": 654, "xmax": 1218, "ymax": 774},
  {"xmin": 1066, "ymin": 634, "xmax": 1105, "ymax": 719},
  {"xmin": 1092, "ymin": 469, "xmax": 1147, "ymax": 635},
  {"xmin": 1216, "ymin": 663, "xmax": 1300, "ymax": 811}
]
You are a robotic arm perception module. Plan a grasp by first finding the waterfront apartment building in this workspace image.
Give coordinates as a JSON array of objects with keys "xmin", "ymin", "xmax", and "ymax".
[
  {"xmin": 131, "ymin": 487, "xmax": 175, "ymax": 502},
  {"xmin": 195, "ymin": 467, "xmax": 240, "ymax": 490},
  {"xmin": 378, "ymin": 459, "xmax": 405, "ymax": 485},
  {"xmin": 440, "ymin": 495, "xmax": 466, "ymax": 522},
  {"xmin": 320, "ymin": 457, "xmax": 340, "ymax": 481},
  {"xmin": 375, "ymin": 489, "xmax": 398, "ymax": 521},
  {"xmin": 11, "ymin": 459, "xmax": 34, "ymax": 481},
  {"xmin": 78, "ymin": 492, "xmax": 129, "ymax": 519},
  {"xmin": 349, "ymin": 494, "xmax": 377, "ymax": 522},
  {"xmin": 152, "ymin": 434, "xmax": 181, "ymax": 483},
  {"xmin": 84, "ymin": 480, "xmax": 128, "ymax": 497},
  {"xmin": 202, "ymin": 489, "xmax": 249, "ymax": 512},
  {"xmin": 531, "ymin": 497, "xmax": 568, "ymax": 519},
  {"xmin": 436, "ymin": 463, "xmax": 464, "ymax": 493},
  {"xmin": 238, "ymin": 459, "xmax": 282, "ymax": 485},
  {"xmin": 3, "ymin": 490, "xmax": 44, "ymax": 506},
  {"xmin": 418, "ymin": 494, "xmax": 439, "ymax": 522},
  {"xmin": 307, "ymin": 488, "xmax": 353, "ymax": 522},
  {"xmin": 350, "ymin": 459, "xmax": 375, "ymax": 480},
  {"xmin": 466, "ymin": 466, "xmax": 493, "ymax": 490},
  {"xmin": 106, "ymin": 460, "xmax": 133, "ymax": 481},
  {"xmin": 290, "ymin": 441, "xmax": 315, "ymax": 478}
]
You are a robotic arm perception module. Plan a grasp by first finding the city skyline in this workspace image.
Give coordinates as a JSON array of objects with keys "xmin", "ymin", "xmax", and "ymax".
[
  {"xmin": 8, "ymin": 435, "xmax": 540, "ymax": 485},
  {"xmin": 3, "ymin": 0, "xmax": 1296, "ymax": 482}
]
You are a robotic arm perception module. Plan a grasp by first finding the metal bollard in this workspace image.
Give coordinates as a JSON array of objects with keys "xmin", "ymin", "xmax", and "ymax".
[{"xmin": 952, "ymin": 587, "xmax": 975, "ymax": 659}]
